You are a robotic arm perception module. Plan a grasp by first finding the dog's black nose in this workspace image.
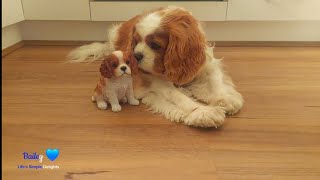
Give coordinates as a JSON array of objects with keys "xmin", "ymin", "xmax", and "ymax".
[
  {"xmin": 134, "ymin": 53, "xmax": 144, "ymax": 61},
  {"xmin": 120, "ymin": 66, "xmax": 127, "ymax": 72}
]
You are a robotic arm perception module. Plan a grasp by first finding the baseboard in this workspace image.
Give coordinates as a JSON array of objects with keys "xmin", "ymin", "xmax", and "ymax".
[
  {"xmin": 21, "ymin": 21, "xmax": 320, "ymax": 42},
  {"xmin": 3, "ymin": 40, "xmax": 319, "ymax": 57},
  {"xmin": 24, "ymin": 40, "xmax": 320, "ymax": 47},
  {"xmin": 23, "ymin": 40, "xmax": 100, "ymax": 46},
  {"xmin": 213, "ymin": 41, "xmax": 320, "ymax": 47},
  {"xmin": 2, "ymin": 41, "xmax": 25, "ymax": 57}
]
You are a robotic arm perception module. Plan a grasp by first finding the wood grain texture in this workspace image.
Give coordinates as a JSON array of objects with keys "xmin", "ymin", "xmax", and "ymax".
[{"xmin": 2, "ymin": 46, "xmax": 320, "ymax": 180}]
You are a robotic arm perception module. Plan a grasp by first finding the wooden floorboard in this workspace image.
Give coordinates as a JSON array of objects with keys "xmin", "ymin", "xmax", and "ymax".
[{"xmin": 2, "ymin": 46, "xmax": 320, "ymax": 180}]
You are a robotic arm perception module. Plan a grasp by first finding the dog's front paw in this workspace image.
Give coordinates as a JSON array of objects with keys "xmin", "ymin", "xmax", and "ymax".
[
  {"xmin": 214, "ymin": 92, "xmax": 244, "ymax": 116},
  {"xmin": 111, "ymin": 104, "xmax": 122, "ymax": 112},
  {"xmin": 97, "ymin": 101, "xmax": 108, "ymax": 110},
  {"xmin": 128, "ymin": 98, "xmax": 140, "ymax": 106},
  {"xmin": 184, "ymin": 106, "xmax": 225, "ymax": 128}
]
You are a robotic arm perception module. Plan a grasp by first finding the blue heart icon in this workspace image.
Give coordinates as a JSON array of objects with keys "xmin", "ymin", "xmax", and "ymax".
[{"xmin": 46, "ymin": 149, "xmax": 59, "ymax": 161}]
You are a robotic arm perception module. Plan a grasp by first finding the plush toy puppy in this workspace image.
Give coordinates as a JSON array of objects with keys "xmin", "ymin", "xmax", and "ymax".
[{"xmin": 92, "ymin": 50, "xmax": 140, "ymax": 112}]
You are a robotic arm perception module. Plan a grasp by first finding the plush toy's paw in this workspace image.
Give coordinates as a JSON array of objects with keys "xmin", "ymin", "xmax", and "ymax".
[
  {"xmin": 129, "ymin": 98, "xmax": 140, "ymax": 106},
  {"xmin": 120, "ymin": 97, "xmax": 128, "ymax": 104},
  {"xmin": 111, "ymin": 104, "xmax": 122, "ymax": 112},
  {"xmin": 97, "ymin": 101, "xmax": 108, "ymax": 110}
]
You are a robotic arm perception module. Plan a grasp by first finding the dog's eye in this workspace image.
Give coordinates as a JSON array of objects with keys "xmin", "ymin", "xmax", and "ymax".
[
  {"xmin": 132, "ymin": 37, "xmax": 139, "ymax": 48},
  {"xmin": 126, "ymin": 60, "xmax": 130, "ymax": 64},
  {"xmin": 112, "ymin": 63, "xmax": 117, "ymax": 67},
  {"xmin": 133, "ymin": 39, "xmax": 138, "ymax": 46},
  {"xmin": 150, "ymin": 42, "xmax": 161, "ymax": 50}
]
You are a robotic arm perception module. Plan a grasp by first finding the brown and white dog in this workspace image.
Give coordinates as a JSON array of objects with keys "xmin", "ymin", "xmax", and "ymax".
[
  {"xmin": 69, "ymin": 6, "xmax": 244, "ymax": 127},
  {"xmin": 92, "ymin": 50, "xmax": 139, "ymax": 112}
]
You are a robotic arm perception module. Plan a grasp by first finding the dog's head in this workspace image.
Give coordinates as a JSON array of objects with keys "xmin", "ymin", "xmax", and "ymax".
[
  {"xmin": 100, "ymin": 50, "xmax": 137, "ymax": 78},
  {"xmin": 132, "ymin": 7, "xmax": 206, "ymax": 85}
]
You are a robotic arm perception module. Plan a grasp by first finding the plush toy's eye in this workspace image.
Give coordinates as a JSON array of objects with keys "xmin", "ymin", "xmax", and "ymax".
[
  {"xmin": 112, "ymin": 63, "xmax": 117, "ymax": 67},
  {"xmin": 150, "ymin": 42, "xmax": 161, "ymax": 50},
  {"xmin": 126, "ymin": 60, "xmax": 130, "ymax": 64}
]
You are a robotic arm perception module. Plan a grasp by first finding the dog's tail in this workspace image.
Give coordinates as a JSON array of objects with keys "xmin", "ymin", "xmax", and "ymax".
[{"xmin": 67, "ymin": 42, "xmax": 111, "ymax": 63}]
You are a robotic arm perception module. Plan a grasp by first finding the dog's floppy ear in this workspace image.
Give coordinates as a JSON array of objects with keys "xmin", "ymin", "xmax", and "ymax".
[
  {"xmin": 100, "ymin": 55, "xmax": 113, "ymax": 78},
  {"xmin": 129, "ymin": 51, "xmax": 139, "ymax": 75},
  {"xmin": 163, "ymin": 12, "xmax": 206, "ymax": 85}
]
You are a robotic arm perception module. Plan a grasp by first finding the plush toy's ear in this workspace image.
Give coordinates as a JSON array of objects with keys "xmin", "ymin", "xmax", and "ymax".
[
  {"xmin": 163, "ymin": 11, "xmax": 206, "ymax": 85},
  {"xmin": 100, "ymin": 56, "xmax": 113, "ymax": 78}
]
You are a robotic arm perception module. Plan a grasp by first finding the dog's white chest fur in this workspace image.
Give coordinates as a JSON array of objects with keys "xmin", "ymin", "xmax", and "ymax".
[{"xmin": 104, "ymin": 76, "xmax": 131, "ymax": 99}]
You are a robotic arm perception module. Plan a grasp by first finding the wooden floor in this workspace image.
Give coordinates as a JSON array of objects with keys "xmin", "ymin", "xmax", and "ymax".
[{"xmin": 2, "ymin": 45, "xmax": 320, "ymax": 180}]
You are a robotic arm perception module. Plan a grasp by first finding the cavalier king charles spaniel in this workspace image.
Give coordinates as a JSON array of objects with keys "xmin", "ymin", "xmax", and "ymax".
[
  {"xmin": 69, "ymin": 6, "xmax": 244, "ymax": 127},
  {"xmin": 92, "ymin": 50, "xmax": 139, "ymax": 112}
]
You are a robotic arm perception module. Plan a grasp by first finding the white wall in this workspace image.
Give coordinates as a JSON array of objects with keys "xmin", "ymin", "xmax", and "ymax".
[
  {"xmin": 227, "ymin": 0, "xmax": 320, "ymax": 21},
  {"xmin": 2, "ymin": 0, "xmax": 320, "ymax": 50},
  {"xmin": 21, "ymin": 20, "xmax": 320, "ymax": 42},
  {"xmin": 2, "ymin": 23, "xmax": 23, "ymax": 49},
  {"xmin": 204, "ymin": 21, "xmax": 320, "ymax": 41},
  {"xmin": 2, "ymin": 0, "xmax": 24, "ymax": 50},
  {"xmin": 21, "ymin": 0, "xmax": 90, "ymax": 20},
  {"xmin": 2, "ymin": 0, "xmax": 24, "ymax": 27},
  {"xmin": 21, "ymin": 21, "xmax": 112, "ymax": 41}
]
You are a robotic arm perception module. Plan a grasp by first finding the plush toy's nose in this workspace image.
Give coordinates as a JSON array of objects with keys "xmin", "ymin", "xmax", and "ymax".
[{"xmin": 120, "ymin": 66, "xmax": 127, "ymax": 72}]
